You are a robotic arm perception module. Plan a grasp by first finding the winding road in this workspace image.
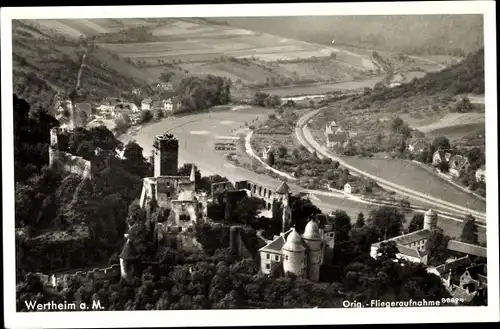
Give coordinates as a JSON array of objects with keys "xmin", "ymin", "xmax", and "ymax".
[
  {"xmin": 295, "ymin": 109, "xmax": 487, "ymax": 223},
  {"xmin": 123, "ymin": 105, "xmax": 486, "ymax": 242}
]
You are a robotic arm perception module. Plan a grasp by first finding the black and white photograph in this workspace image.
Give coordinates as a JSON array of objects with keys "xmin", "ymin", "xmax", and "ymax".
[{"xmin": 2, "ymin": 2, "xmax": 498, "ymax": 327}]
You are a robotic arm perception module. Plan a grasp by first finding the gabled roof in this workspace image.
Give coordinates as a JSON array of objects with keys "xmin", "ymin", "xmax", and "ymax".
[
  {"xmin": 142, "ymin": 98, "xmax": 152, "ymax": 104},
  {"xmin": 120, "ymin": 239, "xmax": 140, "ymax": 260},
  {"xmin": 275, "ymin": 181, "xmax": 291, "ymax": 194},
  {"xmin": 327, "ymin": 132, "xmax": 348, "ymax": 142},
  {"xmin": 434, "ymin": 149, "xmax": 454, "ymax": 160},
  {"xmin": 450, "ymin": 285, "xmax": 477, "ymax": 303},
  {"xmin": 465, "ymin": 264, "xmax": 487, "ymax": 278},
  {"xmin": 447, "ymin": 240, "xmax": 487, "ymax": 258},
  {"xmin": 434, "ymin": 256, "xmax": 472, "ymax": 275},
  {"xmin": 259, "ymin": 230, "xmax": 290, "ymax": 253},
  {"xmin": 345, "ymin": 181, "xmax": 362, "ymax": 188},
  {"xmin": 449, "ymin": 155, "xmax": 470, "ymax": 171},
  {"xmin": 396, "ymin": 244, "xmax": 422, "ymax": 258}
]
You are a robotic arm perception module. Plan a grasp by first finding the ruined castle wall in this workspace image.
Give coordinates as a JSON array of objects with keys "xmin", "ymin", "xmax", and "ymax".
[{"xmin": 49, "ymin": 148, "xmax": 92, "ymax": 179}]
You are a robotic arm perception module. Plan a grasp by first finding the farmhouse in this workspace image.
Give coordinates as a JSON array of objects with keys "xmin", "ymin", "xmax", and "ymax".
[
  {"xmin": 448, "ymin": 155, "xmax": 471, "ymax": 178},
  {"xmin": 344, "ymin": 182, "xmax": 361, "ymax": 194},
  {"xmin": 432, "ymin": 149, "xmax": 453, "ymax": 166},
  {"xmin": 475, "ymin": 165, "xmax": 486, "ymax": 182},
  {"xmin": 407, "ymin": 139, "xmax": 428, "ymax": 154}
]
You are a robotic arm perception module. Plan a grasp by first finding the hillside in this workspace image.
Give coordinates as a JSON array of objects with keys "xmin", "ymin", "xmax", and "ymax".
[
  {"xmin": 210, "ymin": 15, "xmax": 484, "ymax": 56},
  {"xmin": 12, "ymin": 20, "xmax": 157, "ymax": 111},
  {"xmin": 365, "ymin": 48, "xmax": 484, "ymax": 101}
]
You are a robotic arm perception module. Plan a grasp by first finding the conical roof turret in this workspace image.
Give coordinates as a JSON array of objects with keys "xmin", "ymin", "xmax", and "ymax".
[
  {"xmin": 282, "ymin": 228, "xmax": 305, "ymax": 252},
  {"xmin": 120, "ymin": 239, "xmax": 140, "ymax": 260},
  {"xmin": 275, "ymin": 181, "xmax": 291, "ymax": 194},
  {"xmin": 303, "ymin": 219, "xmax": 321, "ymax": 240},
  {"xmin": 190, "ymin": 164, "xmax": 196, "ymax": 182}
]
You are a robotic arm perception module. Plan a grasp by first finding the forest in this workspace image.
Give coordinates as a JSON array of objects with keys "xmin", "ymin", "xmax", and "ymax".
[
  {"xmin": 176, "ymin": 75, "xmax": 232, "ymax": 113},
  {"xmin": 18, "ymin": 204, "xmax": 456, "ymax": 311}
]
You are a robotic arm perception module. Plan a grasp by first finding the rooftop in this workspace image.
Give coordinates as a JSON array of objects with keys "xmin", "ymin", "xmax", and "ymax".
[
  {"xmin": 434, "ymin": 256, "xmax": 472, "ymax": 275},
  {"xmin": 447, "ymin": 240, "xmax": 487, "ymax": 258},
  {"xmin": 327, "ymin": 132, "xmax": 348, "ymax": 142},
  {"xmin": 275, "ymin": 181, "xmax": 291, "ymax": 194},
  {"xmin": 395, "ymin": 244, "xmax": 423, "ymax": 259},
  {"xmin": 372, "ymin": 229, "xmax": 431, "ymax": 247},
  {"xmin": 120, "ymin": 239, "xmax": 140, "ymax": 260}
]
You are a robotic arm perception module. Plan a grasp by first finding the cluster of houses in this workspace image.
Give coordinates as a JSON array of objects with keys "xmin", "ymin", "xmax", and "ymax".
[
  {"xmin": 371, "ymin": 209, "xmax": 488, "ymax": 305},
  {"xmin": 432, "ymin": 148, "xmax": 485, "ymax": 181},
  {"xmin": 407, "ymin": 139, "xmax": 485, "ymax": 182}
]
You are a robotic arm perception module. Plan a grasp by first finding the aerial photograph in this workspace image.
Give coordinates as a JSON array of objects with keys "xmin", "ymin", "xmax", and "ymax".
[{"xmin": 10, "ymin": 11, "xmax": 490, "ymax": 315}]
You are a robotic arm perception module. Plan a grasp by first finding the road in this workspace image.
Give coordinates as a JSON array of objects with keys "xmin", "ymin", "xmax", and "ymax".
[
  {"xmin": 124, "ymin": 106, "xmax": 485, "ymax": 242},
  {"xmin": 295, "ymin": 109, "xmax": 487, "ymax": 222},
  {"xmin": 124, "ymin": 108, "xmax": 377, "ymax": 219}
]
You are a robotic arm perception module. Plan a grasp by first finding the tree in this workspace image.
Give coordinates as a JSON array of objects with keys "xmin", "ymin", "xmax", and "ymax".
[
  {"xmin": 377, "ymin": 241, "xmax": 399, "ymax": 260},
  {"xmin": 408, "ymin": 214, "xmax": 424, "ymax": 233},
  {"xmin": 355, "ymin": 212, "xmax": 365, "ymax": 228},
  {"xmin": 266, "ymin": 151, "xmax": 275, "ymax": 167},
  {"xmin": 368, "ymin": 206, "xmax": 405, "ymax": 241},
  {"xmin": 391, "ymin": 117, "xmax": 404, "ymax": 133},
  {"xmin": 431, "ymin": 136, "xmax": 451, "ymax": 151},
  {"xmin": 331, "ymin": 210, "xmax": 352, "ymax": 242},
  {"xmin": 460, "ymin": 215, "xmax": 478, "ymax": 245},
  {"xmin": 437, "ymin": 161, "xmax": 450, "ymax": 173},
  {"xmin": 425, "ymin": 228, "xmax": 451, "ymax": 266},
  {"xmin": 277, "ymin": 145, "xmax": 288, "ymax": 158},
  {"xmin": 140, "ymin": 110, "xmax": 153, "ymax": 123}
]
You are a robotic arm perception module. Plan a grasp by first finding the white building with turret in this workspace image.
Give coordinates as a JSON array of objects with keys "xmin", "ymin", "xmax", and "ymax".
[{"xmin": 259, "ymin": 214, "xmax": 335, "ymax": 281}]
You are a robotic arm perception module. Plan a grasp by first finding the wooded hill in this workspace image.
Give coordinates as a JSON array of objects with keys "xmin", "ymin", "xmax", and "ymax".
[{"xmin": 366, "ymin": 48, "xmax": 484, "ymax": 101}]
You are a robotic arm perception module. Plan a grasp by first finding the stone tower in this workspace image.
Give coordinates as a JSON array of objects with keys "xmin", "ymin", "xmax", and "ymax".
[
  {"xmin": 302, "ymin": 218, "xmax": 323, "ymax": 281},
  {"xmin": 153, "ymin": 133, "xmax": 179, "ymax": 177},
  {"xmin": 282, "ymin": 228, "xmax": 306, "ymax": 278},
  {"xmin": 275, "ymin": 181, "xmax": 292, "ymax": 233},
  {"xmin": 119, "ymin": 239, "xmax": 140, "ymax": 283},
  {"xmin": 424, "ymin": 209, "xmax": 438, "ymax": 230}
]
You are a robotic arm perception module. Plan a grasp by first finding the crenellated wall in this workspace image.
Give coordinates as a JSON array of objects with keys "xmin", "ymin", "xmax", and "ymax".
[{"xmin": 36, "ymin": 264, "xmax": 121, "ymax": 289}]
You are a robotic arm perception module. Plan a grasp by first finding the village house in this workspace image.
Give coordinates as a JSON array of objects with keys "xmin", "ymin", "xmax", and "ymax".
[
  {"xmin": 324, "ymin": 121, "xmax": 349, "ymax": 149},
  {"xmin": 448, "ymin": 154, "xmax": 471, "ymax": 178},
  {"xmin": 432, "ymin": 149, "xmax": 454, "ymax": 166},
  {"xmin": 151, "ymin": 98, "xmax": 174, "ymax": 112},
  {"xmin": 426, "ymin": 256, "xmax": 487, "ymax": 305},
  {"xmin": 141, "ymin": 98, "xmax": 152, "ymax": 111},
  {"xmin": 112, "ymin": 103, "xmax": 135, "ymax": 119},
  {"xmin": 475, "ymin": 165, "xmax": 486, "ymax": 182},
  {"xmin": 407, "ymin": 139, "xmax": 428, "ymax": 154},
  {"xmin": 344, "ymin": 182, "xmax": 361, "ymax": 194}
]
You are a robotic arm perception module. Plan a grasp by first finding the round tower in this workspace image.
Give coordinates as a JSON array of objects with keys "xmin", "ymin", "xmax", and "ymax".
[
  {"xmin": 302, "ymin": 219, "xmax": 323, "ymax": 281},
  {"xmin": 424, "ymin": 209, "xmax": 438, "ymax": 230},
  {"xmin": 282, "ymin": 228, "xmax": 306, "ymax": 278},
  {"xmin": 119, "ymin": 239, "xmax": 140, "ymax": 283}
]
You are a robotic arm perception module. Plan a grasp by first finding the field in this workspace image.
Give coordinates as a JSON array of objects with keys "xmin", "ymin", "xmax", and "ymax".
[
  {"xmin": 401, "ymin": 112, "xmax": 485, "ymax": 140},
  {"xmin": 31, "ymin": 18, "xmax": 158, "ymax": 37},
  {"xmin": 260, "ymin": 77, "xmax": 383, "ymax": 97},
  {"xmin": 341, "ymin": 156, "xmax": 486, "ymax": 213}
]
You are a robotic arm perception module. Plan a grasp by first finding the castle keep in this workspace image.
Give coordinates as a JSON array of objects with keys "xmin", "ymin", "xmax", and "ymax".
[{"xmin": 136, "ymin": 133, "xmax": 208, "ymax": 257}]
